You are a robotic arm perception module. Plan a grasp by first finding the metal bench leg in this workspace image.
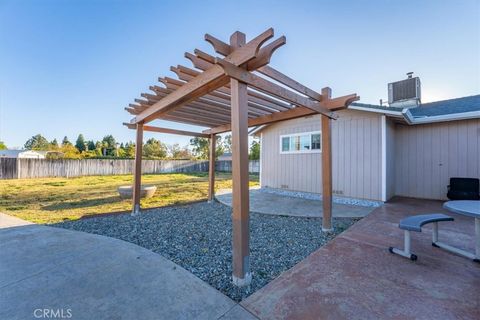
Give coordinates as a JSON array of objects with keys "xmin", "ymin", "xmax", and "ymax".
[
  {"xmin": 389, "ymin": 230, "xmax": 418, "ymax": 261},
  {"xmin": 475, "ymin": 218, "xmax": 479, "ymax": 262},
  {"xmin": 432, "ymin": 219, "xmax": 479, "ymax": 262},
  {"xmin": 432, "ymin": 222, "xmax": 439, "ymax": 244}
]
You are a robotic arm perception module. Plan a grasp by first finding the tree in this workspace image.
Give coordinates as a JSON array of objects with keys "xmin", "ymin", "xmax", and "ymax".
[
  {"xmin": 75, "ymin": 134, "xmax": 86, "ymax": 152},
  {"xmin": 168, "ymin": 143, "xmax": 192, "ymax": 159},
  {"xmin": 123, "ymin": 142, "xmax": 136, "ymax": 158},
  {"xmin": 168, "ymin": 143, "xmax": 180, "ymax": 159},
  {"xmin": 190, "ymin": 137, "xmax": 209, "ymax": 159},
  {"xmin": 62, "ymin": 136, "xmax": 72, "ymax": 146},
  {"xmin": 60, "ymin": 144, "xmax": 81, "ymax": 159},
  {"xmin": 95, "ymin": 141, "xmax": 104, "ymax": 156},
  {"xmin": 49, "ymin": 139, "xmax": 59, "ymax": 150},
  {"xmin": 249, "ymin": 140, "xmax": 260, "ymax": 160},
  {"xmin": 87, "ymin": 140, "xmax": 96, "ymax": 151},
  {"xmin": 101, "ymin": 135, "xmax": 117, "ymax": 156},
  {"xmin": 223, "ymin": 134, "xmax": 232, "ymax": 153},
  {"xmin": 24, "ymin": 134, "xmax": 50, "ymax": 150},
  {"xmin": 190, "ymin": 136, "xmax": 224, "ymax": 159},
  {"xmin": 176, "ymin": 147, "xmax": 192, "ymax": 159},
  {"xmin": 143, "ymin": 138, "xmax": 167, "ymax": 159},
  {"xmin": 0, "ymin": 141, "xmax": 6, "ymax": 150}
]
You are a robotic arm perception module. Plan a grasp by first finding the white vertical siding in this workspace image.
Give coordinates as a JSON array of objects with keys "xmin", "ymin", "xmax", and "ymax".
[
  {"xmin": 260, "ymin": 110, "xmax": 383, "ymax": 200},
  {"xmin": 394, "ymin": 118, "xmax": 480, "ymax": 200}
]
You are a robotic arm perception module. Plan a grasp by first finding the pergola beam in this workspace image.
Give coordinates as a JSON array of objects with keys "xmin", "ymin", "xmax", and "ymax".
[
  {"xmin": 150, "ymin": 84, "xmax": 268, "ymax": 117},
  {"xmin": 229, "ymin": 32, "xmax": 251, "ymax": 287},
  {"xmin": 139, "ymin": 95, "xmax": 232, "ymax": 120},
  {"xmin": 188, "ymin": 49, "xmax": 295, "ymax": 111},
  {"xmin": 132, "ymin": 123, "xmax": 144, "ymax": 216},
  {"xmin": 204, "ymin": 34, "xmax": 322, "ymax": 100},
  {"xmin": 208, "ymin": 134, "xmax": 216, "ymax": 202},
  {"xmin": 321, "ymin": 87, "xmax": 333, "ymax": 231},
  {"xmin": 203, "ymin": 92, "xmax": 359, "ymax": 134},
  {"xmin": 215, "ymin": 59, "xmax": 337, "ymax": 119},
  {"xmin": 203, "ymin": 106, "xmax": 316, "ymax": 135},
  {"xmin": 171, "ymin": 65, "xmax": 291, "ymax": 112},
  {"xmin": 159, "ymin": 77, "xmax": 272, "ymax": 115},
  {"xmin": 123, "ymin": 123, "xmax": 210, "ymax": 138},
  {"xmin": 131, "ymin": 97, "xmax": 233, "ymax": 123},
  {"xmin": 132, "ymin": 28, "xmax": 279, "ymax": 124}
]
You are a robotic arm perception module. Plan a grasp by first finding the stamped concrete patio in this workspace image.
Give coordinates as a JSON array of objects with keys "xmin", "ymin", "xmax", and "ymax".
[
  {"xmin": 216, "ymin": 188, "xmax": 375, "ymax": 218},
  {"xmin": 240, "ymin": 197, "xmax": 480, "ymax": 319}
]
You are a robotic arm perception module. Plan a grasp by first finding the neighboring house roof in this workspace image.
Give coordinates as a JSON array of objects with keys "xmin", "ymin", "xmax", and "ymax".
[
  {"xmin": 0, "ymin": 150, "xmax": 24, "ymax": 157},
  {"xmin": 0, "ymin": 150, "xmax": 47, "ymax": 158},
  {"xmin": 218, "ymin": 152, "xmax": 232, "ymax": 160}
]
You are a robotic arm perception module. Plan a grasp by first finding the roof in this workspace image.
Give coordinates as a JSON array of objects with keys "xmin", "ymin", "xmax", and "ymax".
[
  {"xmin": 350, "ymin": 102, "xmax": 404, "ymax": 113},
  {"xmin": 351, "ymin": 95, "xmax": 480, "ymax": 124},
  {"xmin": 251, "ymin": 94, "xmax": 480, "ymax": 135},
  {"xmin": 409, "ymin": 95, "xmax": 480, "ymax": 117},
  {"xmin": 0, "ymin": 150, "xmax": 47, "ymax": 157},
  {"xmin": 351, "ymin": 95, "xmax": 480, "ymax": 117}
]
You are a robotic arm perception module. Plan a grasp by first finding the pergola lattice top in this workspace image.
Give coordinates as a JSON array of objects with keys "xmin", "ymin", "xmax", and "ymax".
[{"xmin": 124, "ymin": 28, "xmax": 359, "ymax": 136}]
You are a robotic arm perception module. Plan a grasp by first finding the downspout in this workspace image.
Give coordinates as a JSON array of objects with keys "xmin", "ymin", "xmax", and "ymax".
[{"xmin": 381, "ymin": 115, "xmax": 387, "ymax": 202}]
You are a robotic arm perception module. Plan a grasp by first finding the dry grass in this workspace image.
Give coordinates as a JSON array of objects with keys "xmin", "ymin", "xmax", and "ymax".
[{"xmin": 0, "ymin": 173, "xmax": 259, "ymax": 224}]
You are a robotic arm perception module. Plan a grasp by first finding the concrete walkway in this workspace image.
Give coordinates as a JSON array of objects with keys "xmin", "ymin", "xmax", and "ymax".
[
  {"xmin": 0, "ymin": 213, "xmax": 256, "ymax": 320},
  {"xmin": 216, "ymin": 189, "xmax": 374, "ymax": 218},
  {"xmin": 240, "ymin": 197, "xmax": 480, "ymax": 319}
]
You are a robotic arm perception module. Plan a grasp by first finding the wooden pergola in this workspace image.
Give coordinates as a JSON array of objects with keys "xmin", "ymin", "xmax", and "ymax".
[{"xmin": 123, "ymin": 28, "xmax": 359, "ymax": 286}]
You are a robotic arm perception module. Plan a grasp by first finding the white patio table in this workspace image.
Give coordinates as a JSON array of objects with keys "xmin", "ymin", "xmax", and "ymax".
[{"xmin": 440, "ymin": 200, "xmax": 480, "ymax": 262}]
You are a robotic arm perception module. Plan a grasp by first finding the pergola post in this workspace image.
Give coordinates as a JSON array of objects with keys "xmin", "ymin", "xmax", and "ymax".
[
  {"xmin": 132, "ymin": 122, "xmax": 144, "ymax": 216},
  {"xmin": 230, "ymin": 31, "xmax": 251, "ymax": 287},
  {"xmin": 321, "ymin": 87, "xmax": 333, "ymax": 232},
  {"xmin": 208, "ymin": 134, "xmax": 216, "ymax": 202}
]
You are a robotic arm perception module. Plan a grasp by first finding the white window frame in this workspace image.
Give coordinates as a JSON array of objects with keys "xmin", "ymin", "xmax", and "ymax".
[{"xmin": 279, "ymin": 131, "xmax": 322, "ymax": 154}]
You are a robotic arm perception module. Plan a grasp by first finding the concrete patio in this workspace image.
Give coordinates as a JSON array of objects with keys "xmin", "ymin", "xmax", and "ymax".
[
  {"xmin": 0, "ymin": 213, "xmax": 255, "ymax": 320},
  {"xmin": 240, "ymin": 197, "xmax": 480, "ymax": 319},
  {"xmin": 2, "ymin": 197, "xmax": 479, "ymax": 319},
  {"xmin": 216, "ymin": 188, "xmax": 375, "ymax": 218}
]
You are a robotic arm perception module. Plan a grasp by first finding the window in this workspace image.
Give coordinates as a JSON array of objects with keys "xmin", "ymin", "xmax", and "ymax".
[{"xmin": 279, "ymin": 131, "xmax": 321, "ymax": 154}]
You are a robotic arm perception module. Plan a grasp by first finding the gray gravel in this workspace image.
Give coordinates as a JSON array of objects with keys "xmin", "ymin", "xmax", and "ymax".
[{"xmin": 52, "ymin": 201, "xmax": 359, "ymax": 301}]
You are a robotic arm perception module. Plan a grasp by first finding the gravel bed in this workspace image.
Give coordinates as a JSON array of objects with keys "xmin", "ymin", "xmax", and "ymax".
[
  {"xmin": 260, "ymin": 187, "xmax": 383, "ymax": 207},
  {"xmin": 52, "ymin": 201, "xmax": 359, "ymax": 301}
]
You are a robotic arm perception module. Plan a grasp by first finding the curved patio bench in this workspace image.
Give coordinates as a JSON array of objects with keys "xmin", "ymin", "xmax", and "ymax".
[{"xmin": 389, "ymin": 214, "xmax": 454, "ymax": 261}]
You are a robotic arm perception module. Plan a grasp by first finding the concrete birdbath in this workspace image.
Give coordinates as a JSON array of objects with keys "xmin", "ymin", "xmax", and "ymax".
[{"xmin": 118, "ymin": 185, "xmax": 157, "ymax": 199}]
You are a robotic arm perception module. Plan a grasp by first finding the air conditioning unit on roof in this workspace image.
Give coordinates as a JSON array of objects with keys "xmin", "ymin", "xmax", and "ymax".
[{"xmin": 388, "ymin": 72, "xmax": 421, "ymax": 108}]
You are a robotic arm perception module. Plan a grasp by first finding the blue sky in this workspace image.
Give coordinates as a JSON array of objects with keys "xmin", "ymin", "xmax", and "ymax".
[{"xmin": 0, "ymin": 0, "xmax": 478, "ymax": 148}]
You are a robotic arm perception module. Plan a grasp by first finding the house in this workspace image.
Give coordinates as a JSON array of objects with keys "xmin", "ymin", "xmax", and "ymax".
[
  {"xmin": 0, "ymin": 150, "xmax": 47, "ymax": 159},
  {"xmin": 253, "ymin": 75, "xmax": 480, "ymax": 201},
  {"xmin": 218, "ymin": 152, "xmax": 232, "ymax": 161}
]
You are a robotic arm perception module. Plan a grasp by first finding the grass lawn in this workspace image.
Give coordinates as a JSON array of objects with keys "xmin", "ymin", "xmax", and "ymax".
[{"xmin": 0, "ymin": 172, "xmax": 259, "ymax": 224}]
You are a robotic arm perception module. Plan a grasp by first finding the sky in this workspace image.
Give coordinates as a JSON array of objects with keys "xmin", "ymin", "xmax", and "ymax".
[{"xmin": 0, "ymin": 0, "xmax": 479, "ymax": 148}]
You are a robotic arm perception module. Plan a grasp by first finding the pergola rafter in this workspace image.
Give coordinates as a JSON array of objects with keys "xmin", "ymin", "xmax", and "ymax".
[{"xmin": 123, "ymin": 28, "xmax": 359, "ymax": 287}]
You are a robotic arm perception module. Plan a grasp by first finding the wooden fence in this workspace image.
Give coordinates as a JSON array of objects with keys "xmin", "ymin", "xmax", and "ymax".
[{"xmin": 0, "ymin": 158, "xmax": 260, "ymax": 179}]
